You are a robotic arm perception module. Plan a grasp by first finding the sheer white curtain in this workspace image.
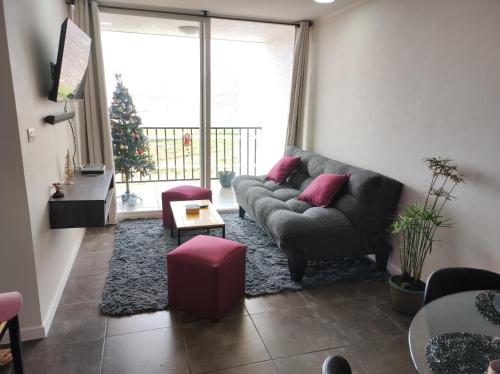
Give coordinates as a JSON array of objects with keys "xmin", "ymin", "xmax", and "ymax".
[
  {"xmin": 285, "ymin": 21, "xmax": 310, "ymax": 148},
  {"xmin": 73, "ymin": 0, "xmax": 116, "ymax": 223}
]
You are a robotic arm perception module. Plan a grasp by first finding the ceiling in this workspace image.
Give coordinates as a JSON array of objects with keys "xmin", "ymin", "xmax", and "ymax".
[
  {"xmin": 101, "ymin": 0, "xmax": 360, "ymax": 22},
  {"xmin": 100, "ymin": 11, "xmax": 296, "ymax": 42}
]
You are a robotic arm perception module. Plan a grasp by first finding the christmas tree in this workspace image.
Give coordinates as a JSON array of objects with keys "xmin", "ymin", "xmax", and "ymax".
[
  {"xmin": 109, "ymin": 74, "xmax": 154, "ymax": 200},
  {"xmin": 63, "ymin": 148, "xmax": 74, "ymax": 185}
]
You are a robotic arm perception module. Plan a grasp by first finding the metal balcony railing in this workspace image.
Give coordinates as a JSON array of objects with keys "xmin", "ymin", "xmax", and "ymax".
[{"xmin": 117, "ymin": 126, "xmax": 262, "ymax": 183}]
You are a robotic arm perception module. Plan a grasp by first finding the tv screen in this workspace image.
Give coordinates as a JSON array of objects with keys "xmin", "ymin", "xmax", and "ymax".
[{"xmin": 49, "ymin": 18, "xmax": 92, "ymax": 102}]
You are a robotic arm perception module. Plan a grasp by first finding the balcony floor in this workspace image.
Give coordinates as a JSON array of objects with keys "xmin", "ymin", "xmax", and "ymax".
[{"xmin": 115, "ymin": 179, "xmax": 237, "ymax": 217}]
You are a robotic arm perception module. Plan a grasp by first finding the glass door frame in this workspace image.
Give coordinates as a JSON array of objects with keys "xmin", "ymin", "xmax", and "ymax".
[
  {"xmin": 200, "ymin": 18, "xmax": 211, "ymax": 190},
  {"xmin": 100, "ymin": 7, "xmax": 212, "ymax": 190}
]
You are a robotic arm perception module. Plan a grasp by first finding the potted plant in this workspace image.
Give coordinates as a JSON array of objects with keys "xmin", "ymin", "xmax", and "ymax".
[
  {"xmin": 126, "ymin": 193, "xmax": 138, "ymax": 207},
  {"xmin": 218, "ymin": 170, "xmax": 236, "ymax": 188},
  {"xmin": 389, "ymin": 157, "xmax": 465, "ymax": 315}
]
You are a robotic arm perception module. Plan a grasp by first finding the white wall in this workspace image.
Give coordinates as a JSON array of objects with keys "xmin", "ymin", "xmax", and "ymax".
[
  {"xmin": 307, "ymin": 0, "xmax": 500, "ymax": 278},
  {"xmin": 0, "ymin": 1, "xmax": 42, "ymax": 338},
  {"xmin": 1, "ymin": 0, "xmax": 85, "ymax": 339}
]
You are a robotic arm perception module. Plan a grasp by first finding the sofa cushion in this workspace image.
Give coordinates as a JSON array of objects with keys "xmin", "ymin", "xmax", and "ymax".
[
  {"xmin": 274, "ymin": 188, "xmax": 301, "ymax": 202},
  {"xmin": 266, "ymin": 156, "xmax": 301, "ymax": 184},
  {"xmin": 285, "ymin": 198, "xmax": 314, "ymax": 214},
  {"xmin": 297, "ymin": 173, "xmax": 350, "ymax": 207},
  {"xmin": 266, "ymin": 207, "xmax": 363, "ymax": 259}
]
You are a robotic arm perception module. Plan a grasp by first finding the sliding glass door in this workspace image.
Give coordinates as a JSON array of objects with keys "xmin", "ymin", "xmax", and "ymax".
[
  {"xmin": 99, "ymin": 8, "xmax": 295, "ymax": 213},
  {"xmin": 100, "ymin": 10, "xmax": 207, "ymax": 212},
  {"xmin": 210, "ymin": 20, "xmax": 295, "ymax": 207}
]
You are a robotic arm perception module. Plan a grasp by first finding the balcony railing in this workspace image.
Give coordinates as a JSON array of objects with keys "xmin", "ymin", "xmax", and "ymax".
[{"xmin": 117, "ymin": 126, "xmax": 262, "ymax": 183}]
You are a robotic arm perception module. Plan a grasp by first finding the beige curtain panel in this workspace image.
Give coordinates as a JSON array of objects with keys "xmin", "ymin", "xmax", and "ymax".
[
  {"xmin": 74, "ymin": 0, "xmax": 117, "ymax": 223},
  {"xmin": 286, "ymin": 21, "xmax": 310, "ymax": 148}
]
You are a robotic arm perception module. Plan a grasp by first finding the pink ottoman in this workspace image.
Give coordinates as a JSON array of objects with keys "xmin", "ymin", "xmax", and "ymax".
[
  {"xmin": 161, "ymin": 185, "xmax": 212, "ymax": 227},
  {"xmin": 167, "ymin": 235, "xmax": 246, "ymax": 321}
]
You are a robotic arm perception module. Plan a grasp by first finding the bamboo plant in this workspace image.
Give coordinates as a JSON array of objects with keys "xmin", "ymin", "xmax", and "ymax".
[{"xmin": 391, "ymin": 157, "xmax": 465, "ymax": 290}]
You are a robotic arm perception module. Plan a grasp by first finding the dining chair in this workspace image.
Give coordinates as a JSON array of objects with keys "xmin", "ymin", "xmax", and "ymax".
[
  {"xmin": 322, "ymin": 355, "xmax": 352, "ymax": 374},
  {"xmin": 424, "ymin": 267, "xmax": 500, "ymax": 305},
  {"xmin": 0, "ymin": 291, "xmax": 23, "ymax": 374}
]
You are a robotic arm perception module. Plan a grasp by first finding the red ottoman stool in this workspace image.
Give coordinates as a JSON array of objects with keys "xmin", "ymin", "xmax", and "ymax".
[
  {"xmin": 161, "ymin": 185, "xmax": 212, "ymax": 227},
  {"xmin": 167, "ymin": 235, "xmax": 246, "ymax": 321}
]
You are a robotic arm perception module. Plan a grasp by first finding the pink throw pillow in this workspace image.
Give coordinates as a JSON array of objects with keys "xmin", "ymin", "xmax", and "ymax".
[
  {"xmin": 298, "ymin": 173, "xmax": 350, "ymax": 207},
  {"xmin": 266, "ymin": 156, "xmax": 301, "ymax": 184}
]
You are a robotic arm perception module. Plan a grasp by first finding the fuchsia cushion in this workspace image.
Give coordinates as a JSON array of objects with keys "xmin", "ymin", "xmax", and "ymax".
[
  {"xmin": 0, "ymin": 292, "xmax": 22, "ymax": 322},
  {"xmin": 298, "ymin": 173, "xmax": 350, "ymax": 207},
  {"xmin": 266, "ymin": 156, "xmax": 301, "ymax": 184},
  {"xmin": 167, "ymin": 235, "xmax": 246, "ymax": 321}
]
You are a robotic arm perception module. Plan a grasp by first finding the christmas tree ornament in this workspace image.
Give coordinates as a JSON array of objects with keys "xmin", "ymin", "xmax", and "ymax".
[
  {"xmin": 183, "ymin": 132, "xmax": 192, "ymax": 156},
  {"xmin": 63, "ymin": 149, "xmax": 74, "ymax": 185}
]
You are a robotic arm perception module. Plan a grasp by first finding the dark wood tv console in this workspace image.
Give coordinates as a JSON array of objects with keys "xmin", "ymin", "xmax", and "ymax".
[{"xmin": 49, "ymin": 170, "xmax": 114, "ymax": 229}]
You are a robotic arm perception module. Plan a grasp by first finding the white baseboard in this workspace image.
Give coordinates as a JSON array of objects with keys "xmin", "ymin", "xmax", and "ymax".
[
  {"xmin": 20, "ymin": 324, "xmax": 46, "ymax": 341},
  {"xmin": 1, "ymin": 323, "xmax": 46, "ymax": 344},
  {"xmin": 39, "ymin": 229, "xmax": 85, "ymax": 339},
  {"xmin": 4, "ymin": 230, "xmax": 86, "ymax": 342}
]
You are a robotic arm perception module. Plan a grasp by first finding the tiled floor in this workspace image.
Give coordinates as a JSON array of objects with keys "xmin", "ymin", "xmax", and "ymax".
[{"xmin": 9, "ymin": 226, "xmax": 415, "ymax": 374}]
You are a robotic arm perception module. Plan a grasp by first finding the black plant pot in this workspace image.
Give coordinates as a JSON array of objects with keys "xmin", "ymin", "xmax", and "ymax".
[{"xmin": 389, "ymin": 275, "xmax": 425, "ymax": 315}]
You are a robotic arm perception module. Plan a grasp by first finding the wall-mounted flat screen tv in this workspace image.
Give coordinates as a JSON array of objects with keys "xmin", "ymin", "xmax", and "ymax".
[{"xmin": 49, "ymin": 18, "xmax": 92, "ymax": 102}]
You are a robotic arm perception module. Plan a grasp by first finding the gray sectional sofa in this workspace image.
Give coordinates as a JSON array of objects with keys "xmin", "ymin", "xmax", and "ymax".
[{"xmin": 232, "ymin": 146, "xmax": 403, "ymax": 281}]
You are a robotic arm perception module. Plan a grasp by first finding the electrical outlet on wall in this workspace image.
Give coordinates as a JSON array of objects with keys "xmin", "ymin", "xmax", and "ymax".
[{"xmin": 27, "ymin": 128, "xmax": 35, "ymax": 143}]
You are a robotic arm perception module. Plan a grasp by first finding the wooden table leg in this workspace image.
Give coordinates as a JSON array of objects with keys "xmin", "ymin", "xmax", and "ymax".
[
  {"xmin": 222, "ymin": 226, "xmax": 225, "ymax": 238},
  {"xmin": 178, "ymin": 230, "xmax": 181, "ymax": 246}
]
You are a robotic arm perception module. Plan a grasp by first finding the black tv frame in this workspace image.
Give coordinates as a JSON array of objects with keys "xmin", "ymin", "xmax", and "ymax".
[{"xmin": 48, "ymin": 18, "xmax": 90, "ymax": 102}]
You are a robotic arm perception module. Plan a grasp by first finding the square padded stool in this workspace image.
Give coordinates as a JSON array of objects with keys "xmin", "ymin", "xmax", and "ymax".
[
  {"xmin": 161, "ymin": 185, "xmax": 212, "ymax": 227},
  {"xmin": 167, "ymin": 235, "xmax": 246, "ymax": 321}
]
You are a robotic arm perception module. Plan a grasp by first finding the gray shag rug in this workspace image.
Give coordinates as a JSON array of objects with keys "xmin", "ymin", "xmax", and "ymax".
[{"xmin": 100, "ymin": 214, "xmax": 384, "ymax": 316}]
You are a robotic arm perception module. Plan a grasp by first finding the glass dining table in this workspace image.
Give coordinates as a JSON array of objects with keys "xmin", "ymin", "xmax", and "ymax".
[{"xmin": 409, "ymin": 290, "xmax": 500, "ymax": 373}]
